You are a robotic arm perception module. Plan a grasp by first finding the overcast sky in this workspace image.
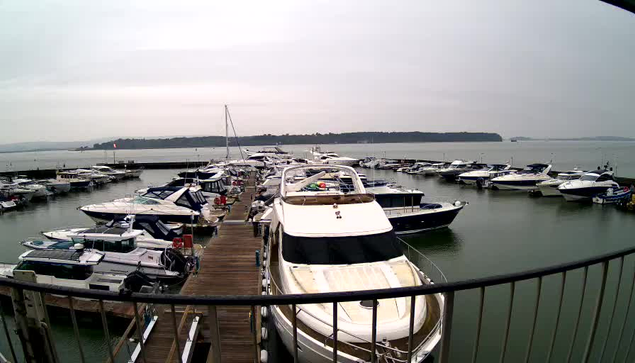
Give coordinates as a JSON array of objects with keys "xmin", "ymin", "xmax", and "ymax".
[{"xmin": 1, "ymin": 0, "xmax": 634, "ymax": 143}]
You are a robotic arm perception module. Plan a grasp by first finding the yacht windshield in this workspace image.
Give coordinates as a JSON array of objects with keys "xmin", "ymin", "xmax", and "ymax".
[
  {"xmin": 580, "ymin": 174, "xmax": 599, "ymax": 181},
  {"xmin": 133, "ymin": 196, "xmax": 161, "ymax": 205},
  {"xmin": 282, "ymin": 231, "xmax": 402, "ymax": 265}
]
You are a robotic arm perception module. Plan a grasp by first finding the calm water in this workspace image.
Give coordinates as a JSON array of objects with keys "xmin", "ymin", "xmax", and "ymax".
[
  {"xmin": 0, "ymin": 145, "xmax": 634, "ymax": 361},
  {"xmin": 3, "ymin": 140, "xmax": 635, "ymax": 176}
]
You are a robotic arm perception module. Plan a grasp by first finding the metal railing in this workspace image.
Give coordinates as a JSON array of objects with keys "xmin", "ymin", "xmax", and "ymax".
[{"xmin": 2, "ymin": 244, "xmax": 635, "ymax": 362}]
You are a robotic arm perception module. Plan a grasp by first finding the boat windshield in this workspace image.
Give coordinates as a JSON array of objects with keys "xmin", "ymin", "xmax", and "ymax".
[
  {"xmin": 133, "ymin": 196, "xmax": 161, "ymax": 205},
  {"xmin": 580, "ymin": 174, "xmax": 599, "ymax": 182},
  {"xmin": 282, "ymin": 231, "xmax": 402, "ymax": 265},
  {"xmin": 16, "ymin": 261, "xmax": 92, "ymax": 280}
]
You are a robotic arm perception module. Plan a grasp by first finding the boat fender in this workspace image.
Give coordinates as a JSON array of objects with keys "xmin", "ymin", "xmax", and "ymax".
[
  {"xmin": 261, "ymin": 327, "xmax": 268, "ymax": 341},
  {"xmin": 262, "ymin": 279, "xmax": 267, "ymax": 288},
  {"xmin": 260, "ymin": 350, "xmax": 268, "ymax": 363},
  {"xmin": 261, "ymin": 306, "xmax": 268, "ymax": 318},
  {"xmin": 262, "ymin": 291, "xmax": 267, "ymax": 295}
]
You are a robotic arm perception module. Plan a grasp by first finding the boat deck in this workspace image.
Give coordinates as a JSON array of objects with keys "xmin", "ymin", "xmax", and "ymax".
[{"xmin": 141, "ymin": 173, "xmax": 262, "ymax": 363}]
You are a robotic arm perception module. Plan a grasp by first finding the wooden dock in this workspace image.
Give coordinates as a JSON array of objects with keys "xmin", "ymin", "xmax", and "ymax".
[{"xmin": 141, "ymin": 174, "xmax": 262, "ymax": 363}]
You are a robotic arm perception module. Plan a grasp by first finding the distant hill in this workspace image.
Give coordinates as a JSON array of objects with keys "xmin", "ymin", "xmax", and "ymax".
[
  {"xmin": 0, "ymin": 138, "xmax": 115, "ymax": 153},
  {"xmin": 90, "ymin": 132, "xmax": 503, "ymax": 150},
  {"xmin": 509, "ymin": 136, "xmax": 635, "ymax": 142}
]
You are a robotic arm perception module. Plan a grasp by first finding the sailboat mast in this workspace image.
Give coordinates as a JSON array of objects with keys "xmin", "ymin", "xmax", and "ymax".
[{"xmin": 225, "ymin": 104, "xmax": 229, "ymax": 160}]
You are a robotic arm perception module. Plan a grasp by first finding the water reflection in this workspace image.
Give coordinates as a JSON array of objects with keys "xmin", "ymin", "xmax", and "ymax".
[{"xmin": 401, "ymin": 228, "xmax": 463, "ymax": 253}]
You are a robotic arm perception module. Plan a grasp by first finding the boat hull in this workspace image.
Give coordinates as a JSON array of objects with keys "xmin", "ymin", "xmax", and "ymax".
[
  {"xmin": 491, "ymin": 179, "xmax": 544, "ymax": 191},
  {"xmin": 386, "ymin": 204, "xmax": 464, "ymax": 234},
  {"xmin": 81, "ymin": 209, "xmax": 198, "ymax": 225},
  {"xmin": 559, "ymin": 186, "xmax": 615, "ymax": 202}
]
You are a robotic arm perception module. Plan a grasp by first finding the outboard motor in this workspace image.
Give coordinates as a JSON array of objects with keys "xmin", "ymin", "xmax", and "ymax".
[
  {"xmin": 161, "ymin": 248, "xmax": 192, "ymax": 275},
  {"xmin": 124, "ymin": 270, "xmax": 155, "ymax": 293}
]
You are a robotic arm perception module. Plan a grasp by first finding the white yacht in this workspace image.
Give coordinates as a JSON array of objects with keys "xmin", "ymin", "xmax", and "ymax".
[
  {"xmin": 0, "ymin": 249, "xmax": 152, "ymax": 292},
  {"xmin": 75, "ymin": 169, "xmax": 113, "ymax": 185},
  {"xmin": 558, "ymin": 170, "xmax": 620, "ymax": 202},
  {"xmin": 265, "ymin": 164, "xmax": 444, "ymax": 362},
  {"xmin": 536, "ymin": 169, "xmax": 585, "ymax": 197},
  {"xmin": 436, "ymin": 160, "xmax": 480, "ymax": 182},
  {"xmin": 11, "ymin": 178, "xmax": 50, "ymax": 199},
  {"xmin": 311, "ymin": 147, "xmax": 359, "ymax": 166},
  {"xmin": 39, "ymin": 215, "xmax": 180, "ymax": 250},
  {"xmin": 416, "ymin": 162, "xmax": 446, "ymax": 176},
  {"xmin": 38, "ymin": 179, "xmax": 72, "ymax": 194},
  {"xmin": 405, "ymin": 162, "xmax": 432, "ymax": 174},
  {"xmin": 56, "ymin": 170, "xmax": 93, "ymax": 189},
  {"xmin": 80, "ymin": 187, "xmax": 214, "ymax": 225},
  {"xmin": 490, "ymin": 164, "xmax": 552, "ymax": 191},
  {"xmin": 22, "ymin": 228, "xmax": 192, "ymax": 281},
  {"xmin": 0, "ymin": 180, "xmax": 36, "ymax": 202},
  {"xmin": 458, "ymin": 164, "xmax": 512, "ymax": 185},
  {"xmin": 92, "ymin": 165, "xmax": 127, "ymax": 181}
]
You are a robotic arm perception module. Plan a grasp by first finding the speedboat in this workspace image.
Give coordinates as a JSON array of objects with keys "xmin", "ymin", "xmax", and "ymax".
[
  {"xmin": 11, "ymin": 178, "xmax": 50, "ymax": 199},
  {"xmin": 404, "ymin": 162, "xmax": 432, "ymax": 174},
  {"xmin": 0, "ymin": 196, "xmax": 18, "ymax": 213},
  {"xmin": 264, "ymin": 164, "xmax": 444, "ymax": 362},
  {"xmin": 417, "ymin": 162, "xmax": 446, "ymax": 176},
  {"xmin": 0, "ymin": 181, "xmax": 36, "ymax": 202},
  {"xmin": 76, "ymin": 169, "xmax": 113, "ymax": 185},
  {"xmin": 458, "ymin": 164, "xmax": 512, "ymax": 185},
  {"xmin": 491, "ymin": 164, "xmax": 552, "ymax": 191},
  {"xmin": 23, "ymin": 225, "xmax": 192, "ymax": 281},
  {"xmin": 92, "ymin": 165, "xmax": 127, "ymax": 181},
  {"xmin": 558, "ymin": 170, "xmax": 620, "ymax": 202},
  {"xmin": 437, "ymin": 160, "xmax": 480, "ymax": 182},
  {"xmin": 593, "ymin": 186, "xmax": 632, "ymax": 205},
  {"xmin": 0, "ymin": 248, "xmax": 153, "ymax": 292},
  {"xmin": 536, "ymin": 169, "xmax": 584, "ymax": 197},
  {"xmin": 38, "ymin": 179, "xmax": 72, "ymax": 194},
  {"xmin": 40, "ymin": 215, "xmax": 181, "ymax": 250},
  {"xmin": 80, "ymin": 187, "xmax": 213, "ymax": 225}
]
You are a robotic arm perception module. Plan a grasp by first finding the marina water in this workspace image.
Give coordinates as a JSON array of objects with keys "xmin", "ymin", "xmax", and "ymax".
[{"xmin": 1, "ymin": 142, "xmax": 635, "ymax": 361}]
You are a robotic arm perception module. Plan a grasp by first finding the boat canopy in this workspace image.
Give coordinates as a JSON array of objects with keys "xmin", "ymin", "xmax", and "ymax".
[{"xmin": 142, "ymin": 187, "xmax": 207, "ymax": 211}]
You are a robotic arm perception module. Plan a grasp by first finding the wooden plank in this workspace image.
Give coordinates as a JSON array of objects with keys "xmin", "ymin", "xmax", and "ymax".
[{"xmin": 144, "ymin": 173, "xmax": 262, "ymax": 363}]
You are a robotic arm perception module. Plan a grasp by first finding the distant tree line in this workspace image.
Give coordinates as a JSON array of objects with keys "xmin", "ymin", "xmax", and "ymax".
[{"xmin": 91, "ymin": 132, "xmax": 502, "ymax": 150}]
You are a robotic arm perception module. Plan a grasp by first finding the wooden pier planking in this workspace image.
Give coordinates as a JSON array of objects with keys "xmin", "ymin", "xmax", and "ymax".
[{"xmin": 142, "ymin": 174, "xmax": 262, "ymax": 363}]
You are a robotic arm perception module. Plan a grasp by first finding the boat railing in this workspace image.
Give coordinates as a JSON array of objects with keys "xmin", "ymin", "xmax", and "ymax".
[{"xmin": 3, "ymin": 243, "xmax": 635, "ymax": 362}]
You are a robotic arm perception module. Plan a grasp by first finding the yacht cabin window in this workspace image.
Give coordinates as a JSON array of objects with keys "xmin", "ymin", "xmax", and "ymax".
[
  {"xmin": 282, "ymin": 231, "xmax": 402, "ymax": 265},
  {"xmin": 16, "ymin": 262, "xmax": 92, "ymax": 280},
  {"xmin": 82, "ymin": 238, "xmax": 135, "ymax": 253}
]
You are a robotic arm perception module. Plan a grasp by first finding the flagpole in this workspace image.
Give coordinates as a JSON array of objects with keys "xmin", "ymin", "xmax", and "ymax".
[{"xmin": 113, "ymin": 143, "xmax": 117, "ymax": 164}]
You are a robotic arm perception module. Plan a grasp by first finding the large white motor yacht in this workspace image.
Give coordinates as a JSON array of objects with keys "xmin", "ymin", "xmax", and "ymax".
[
  {"xmin": 490, "ymin": 164, "xmax": 552, "ymax": 191},
  {"xmin": 311, "ymin": 147, "xmax": 359, "ymax": 166},
  {"xmin": 92, "ymin": 165, "xmax": 127, "ymax": 181},
  {"xmin": 265, "ymin": 165, "xmax": 444, "ymax": 363},
  {"xmin": 536, "ymin": 169, "xmax": 584, "ymax": 197},
  {"xmin": 558, "ymin": 170, "xmax": 620, "ymax": 202},
  {"xmin": 80, "ymin": 187, "xmax": 214, "ymax": 225}
]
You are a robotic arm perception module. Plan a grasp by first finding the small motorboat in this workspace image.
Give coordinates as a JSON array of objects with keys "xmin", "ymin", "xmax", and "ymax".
[
  {"xmin": 0, "ymin": 248, "xmax": 154, "ymax": 293},
  {"xmin": 592, "ymin": 186, "xmax": 632, "ymax": 205},
  {"xmin": 0, "ymin": 196, "xmax": 18, "ymax": 213},
  {"xmin": 92, "ymin": 165, "xmax": 127, "ymax": 181},
  {"xmin": 558, "ymin": 170, "xmax": 619, "ymax": 202},
  {"xmin": 38, "ymin": 179, "xmax": 72, "ymax": 194},
  {"xmin": 536, "ymin": 169, "xmax": 584, "ymax": 197}
]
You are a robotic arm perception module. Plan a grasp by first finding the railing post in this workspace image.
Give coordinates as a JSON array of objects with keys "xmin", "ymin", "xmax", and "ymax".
[
  {"xmin": 581, "ymin": 261, "xmax": 609, "ymax": 363},
  {"xmin": 500, "ymin": 282, "xmax": 516, "ymax": 363},
  {"xmin": 292, "ymin": 304, "xmax": 299, "ymax": 363},
  {"xmin": 132, "ymin": 302, "xmax": 147, "ymax": 363},
  {"xmin": 546, "ymin": 272, "xmax": 567, "ymax": 363},
  {"xmin": 208, "ymin": 305, "xmax": 222, "ymax": 363},
  {"xmin": 566, "ymin": 266, "xmax": 589, "ymax": 363},
  {"xmin": 332, "ymin": 302, "xmax": 338, "ymax": 363},
  {"xmin": 371, "ymin": 299, "xmax": 378, "ymax": 363},
  {"xmin": 613, "ymin": 262, "xmax": 635, "ymax": 363},
  {"xmin": 471, "ymin": 287, "xmax": 485, "ymax": 363},
  {"xmin": 67, "ymin": 296, "xmax": 86, "ymax": 363},
  {"xmin": 170, "ymin": 305, "xmax": 184, "ymax": 363},
  {"xmin": 524, "ymin": 277, "xmax": 543, "ymax": 363},
  {"xmin": 99, "ymin": 300, "xmax": 116, "ymax": 363},
  {"xmin": 599, "ymin": 257, "xmax": 624, "ymax": 361},
  {"xmin": 251, "ymin": 305, "xmax": 259, "ymax": 363},
  {"xmin": 407, "ymin": 295, "xmax": 416, "ymax": 362},
  {"xmin": 439, "ymin": 291, "xmax": 455, "ymax": 363}
]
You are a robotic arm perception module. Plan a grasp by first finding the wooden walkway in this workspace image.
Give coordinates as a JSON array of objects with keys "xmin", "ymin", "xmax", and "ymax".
[{"xmin": 142, "ymin": 175, "xmax": 262, "ymax": 363}]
